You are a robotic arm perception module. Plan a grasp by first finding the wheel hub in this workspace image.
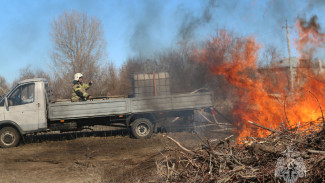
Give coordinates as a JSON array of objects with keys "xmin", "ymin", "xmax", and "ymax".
[
  {"xmin": 3, "ymin": 133, "xmax": 14, "ymax": 145},
  {"xmin": 137, "ymin": 125, "xmax": 148, "ymax": 136}
]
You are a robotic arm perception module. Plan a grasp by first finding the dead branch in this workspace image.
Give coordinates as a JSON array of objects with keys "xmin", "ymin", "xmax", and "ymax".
[
  {"xmin": 284, "ymin": 96, "xmax": 292, "ymax": 129},
  {"xmin": 212, "ymin": 112, "xmax": 219, "ymax": 124},
  {"xmin": 171, "ymin": 117, "xmax": 180, "ymax": 122},
  {"xmin": 198, "ymin": 111, "xmax": 214, "ymax": 124},
  {"xmin": 164, "ymin": 135, "xmax": 195, "ymax": 155},
  {"xmin": 300, "ymin": 123, "xmax": 324, "ymax": 134},
  {"xmin": 212, "ymin": 150, "xmax": 226, "ymax": 156},
  {"xmin": 213, "ymin": 108, "xmax": 233, "ymax": 124},
  {"xmin": 247, "ymin": 120, "xmax": 280, "ymax": 133},
  {"xmin": 224, "ymin": 135, "xmax": 234, "ymax": 142},
  {"xmin": 307, "ymin": 149, "xmax": 325, "ymax": 154},
  {"xmin": 308, "ymin": 90, "xmax": 325, "ymax": 130},
  {"xmin": 158, "ymin": 110, "xmax": 325, "ymax": 182},
  {"xmin": 210, "ymin": 128, "xmax": 234, "ymax": 132}
]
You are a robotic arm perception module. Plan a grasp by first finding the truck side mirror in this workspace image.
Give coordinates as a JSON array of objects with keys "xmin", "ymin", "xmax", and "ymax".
[{"xmin": 4, "ymin": 97, "xmax": 8, "ymax": 110}]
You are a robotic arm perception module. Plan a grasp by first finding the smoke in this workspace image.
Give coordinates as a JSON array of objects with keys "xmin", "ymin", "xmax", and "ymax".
[
  {"xmin": 307, "ymin": 0, "xmax": 325, "ymax": 9},
  {"xmin": 129, "ymin": 1, "xmax": 163, "ymax": 57},
  {"xmin": 298, "ymin": 15, "xmax": 321, "ymax": 33},
  {"xmin": 0, "ymin": 1, "xmax": 42, "ymax": 54},
  {"xmin": 264, "ymin": 0, "xmax": 297, "ymax": 24},
  {"xmin": 128, "ymin": 0, "xmax": 219, "ymax": 57},
  {"xmin": 261, "ymin": 0, "xmax": 325, "ymax": 37},
  {"xmin": 250, "ymin": 0, "xmax": 325, "ymax": 64},
  {"xmin": 177, "ymin": 0, "xmax": 218, "ymax": 41},
  {"xmin": 296, "ymin": 15, "xmax": 325, "ymax": 59}
]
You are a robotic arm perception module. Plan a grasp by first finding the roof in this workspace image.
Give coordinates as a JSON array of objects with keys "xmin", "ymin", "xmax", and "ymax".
[
  {"xmin": 261, "ymin": 57, "xmax": 324, "ymax": 69},
  {"xmin": 271, "ymin": 57, "xmax": 299, "ymax": 68},
  {"xmin": 18, "ymin": 78, "xmax": 48, "ymax": 84}
]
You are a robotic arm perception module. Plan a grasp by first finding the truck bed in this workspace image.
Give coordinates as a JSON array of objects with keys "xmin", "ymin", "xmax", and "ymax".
[{"xmin": 48, "ymin": 92, "xmax": 213, "ymax": 121}]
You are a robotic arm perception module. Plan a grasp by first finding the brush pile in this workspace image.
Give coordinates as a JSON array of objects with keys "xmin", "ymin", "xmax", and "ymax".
[{"xmin": 157, "ymin": 120, "xmax": 325, "ymax": 182}]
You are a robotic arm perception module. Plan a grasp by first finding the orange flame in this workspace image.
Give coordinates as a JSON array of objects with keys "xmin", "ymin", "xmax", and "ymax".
[{"xmin": 196, "ymin": 25, "xmax": 325, "ymax": 141}]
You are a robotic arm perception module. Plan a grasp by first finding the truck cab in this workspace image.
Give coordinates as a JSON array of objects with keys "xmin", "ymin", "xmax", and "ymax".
[{"xmin": 0, "ymin": 78, "xmax": 48, "ymax": 147}]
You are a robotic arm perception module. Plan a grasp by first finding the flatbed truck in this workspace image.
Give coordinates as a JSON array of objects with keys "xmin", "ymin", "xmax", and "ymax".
[{"xmin": 0, "ymin": 78, "xmax": 213, "ymax": 148}]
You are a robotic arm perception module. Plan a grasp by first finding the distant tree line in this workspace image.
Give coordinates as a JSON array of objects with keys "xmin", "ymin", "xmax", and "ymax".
[{"xmin": 0, "ymin": 10, "xmax": 284, "ymax": 102}]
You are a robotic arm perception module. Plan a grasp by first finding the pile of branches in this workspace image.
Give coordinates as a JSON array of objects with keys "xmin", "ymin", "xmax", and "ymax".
[{"xmin": 157, "ymin": 120, "xmax": 325, "ymax": 182}]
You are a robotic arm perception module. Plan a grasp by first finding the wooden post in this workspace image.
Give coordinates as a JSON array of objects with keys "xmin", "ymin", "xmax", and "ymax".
[
  {"xmin": 286, "ymin": 20, "xmax": 294, "ymax": 90},
  {"xmin": 319, "ymin": 59, "xmax": 323, "ymax": 74}
]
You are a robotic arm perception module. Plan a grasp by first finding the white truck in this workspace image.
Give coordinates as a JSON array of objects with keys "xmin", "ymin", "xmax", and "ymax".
[{"xmin": 0, "ymin": 78, "xmax": 213, "ymax": 148}]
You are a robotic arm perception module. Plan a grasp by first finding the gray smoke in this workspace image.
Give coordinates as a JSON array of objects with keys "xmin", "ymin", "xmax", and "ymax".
[
  {"xmin": 177, "ymin": 0, "xmax": 218, "ymax": 41},
  {"xmin": 260, "ymin": 0, "xmax": 325, "ymax": 38},
  {"xmin": 129, "ymin": 1, "xmax": 162, "ymax": 57},
  {"xmin": 307, "ymin": 0, "xmax": 325, "ymax": 9}
]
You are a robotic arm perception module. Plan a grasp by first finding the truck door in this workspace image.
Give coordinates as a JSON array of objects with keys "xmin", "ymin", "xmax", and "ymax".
[
  {"xmin": 4, "ymin": 83, "xmax": 39, "ymax": 131},
  {"xmin": 37, "ymin": 82, "xmax": 47, "ymax": 129}
]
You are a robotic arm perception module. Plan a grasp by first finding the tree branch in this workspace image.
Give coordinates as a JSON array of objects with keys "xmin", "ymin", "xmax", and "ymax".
[{"xmin": 247, "ymin": 120, "xmax": 280, "ymax": 133}]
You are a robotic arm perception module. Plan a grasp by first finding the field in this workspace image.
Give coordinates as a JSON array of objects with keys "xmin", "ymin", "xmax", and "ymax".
[{"xmin": 0, "ymin": 122, "xmax": 230, "ymax": 183}]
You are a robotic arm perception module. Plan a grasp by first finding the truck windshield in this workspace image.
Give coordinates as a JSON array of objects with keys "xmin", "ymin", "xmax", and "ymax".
[
  {"xmin": 0, "ymin": 84, "xmax": 18, "ymax": 106},
  {"xmin": 8, "ymin": 84, "xmax": 35, "ymax": 106},
  {"xmin": 0, "ymin": 84, "xmax": 19, "ymax": 106}
]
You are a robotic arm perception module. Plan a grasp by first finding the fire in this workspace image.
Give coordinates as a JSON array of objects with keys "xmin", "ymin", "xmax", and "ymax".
[
  {"xmin": 296, "ymin": 15, "xmax": 325, "ymax": 54},
  {"xmin": 196, "ymin": 20, "xmax": 325, "ymax": 141}
]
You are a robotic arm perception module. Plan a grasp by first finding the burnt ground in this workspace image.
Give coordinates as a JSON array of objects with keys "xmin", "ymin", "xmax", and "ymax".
[{"xmin": 0, "ymin": 119, "xmax": 232, "ymax": 183}]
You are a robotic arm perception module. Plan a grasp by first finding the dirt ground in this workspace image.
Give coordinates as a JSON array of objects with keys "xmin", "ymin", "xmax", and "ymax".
[{"xmin": 0, "ymin": 121, "xmax": 231, "ymax": 183}]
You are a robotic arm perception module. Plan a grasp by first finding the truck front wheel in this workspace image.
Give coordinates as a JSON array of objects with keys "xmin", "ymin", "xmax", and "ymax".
[
  {"xmin": 0, "ymin": 127, "xmax": 21, "ymax": 148},
  {"xmin": 131, "ymin": 118, "xmax": 153, "ymax": 139}
]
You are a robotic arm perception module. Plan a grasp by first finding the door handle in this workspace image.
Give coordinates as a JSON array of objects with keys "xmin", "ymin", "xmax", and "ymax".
[{"xmin": 38, "ymin": 103, "xmax": 40, "ymax": 108}]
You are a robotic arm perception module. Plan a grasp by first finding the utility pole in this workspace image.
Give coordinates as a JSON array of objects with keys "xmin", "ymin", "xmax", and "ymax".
[{"xmin": 285, "ymin": 20, "xmax": 294, "ymax": 90}]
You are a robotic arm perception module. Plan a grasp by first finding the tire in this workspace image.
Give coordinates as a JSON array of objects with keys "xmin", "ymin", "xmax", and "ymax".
[
  {"xmin": 131, "ymin": 118, "xmax": 153, "ymax": 139},
  {"xmin": 0, "ymin": 127, "xmax": 21, "ymax": 148}
]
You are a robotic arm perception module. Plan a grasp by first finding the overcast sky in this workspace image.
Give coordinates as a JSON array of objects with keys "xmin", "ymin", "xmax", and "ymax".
[{"xmin": 1, "ymin": 0, "xmax": 325, "ymax": 83}]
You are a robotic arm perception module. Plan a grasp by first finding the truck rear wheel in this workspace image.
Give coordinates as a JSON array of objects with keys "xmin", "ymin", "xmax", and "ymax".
[
  {"xmin": 0, "ymin": 127, "xmax": 21, "ymax": 148},
  {"xmin": 131, "ymin": 118, "xmax": 153, "ymax": 139}
]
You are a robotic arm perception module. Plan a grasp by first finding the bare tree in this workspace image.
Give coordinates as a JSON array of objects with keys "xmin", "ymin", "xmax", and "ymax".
[
  {"xmin": 118, "ymin": 59, "xmax": 145, "ymax": 96},
  {"xmin": 156, "ymin": 45, "xmax": 205, "ymax": 93},
  {"xmin": 50, "ymin": 10, "xmax": 106, "ymax": 98},
  {"xmin": 95, "ymin": 62, "xmax": 120, "ymax": 96},
  {"xmin": 119, "ymin": 45, "xmax": 209, "ymax": 95},
  {"xmin": 261, "ymin": 45, "xmax": 281, "ymax": 66},
  {"xmin": 0, "ymin": 75, "xmax": 9, "ymax": 98},
  {"xmin": 11, "ymin": 65, "xmax": 52, "ymax": 87}
]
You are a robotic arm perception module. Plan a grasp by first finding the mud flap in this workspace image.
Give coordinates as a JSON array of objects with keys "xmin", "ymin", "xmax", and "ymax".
[{"xmin": 153, "ymin": 122, "xmax": 158, "ymax": 133}]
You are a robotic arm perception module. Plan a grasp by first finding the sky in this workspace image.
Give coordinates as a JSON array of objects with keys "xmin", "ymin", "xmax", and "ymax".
[{"xmin": 1, "ymin": 0, "xmax": 325, "ymax": 84}]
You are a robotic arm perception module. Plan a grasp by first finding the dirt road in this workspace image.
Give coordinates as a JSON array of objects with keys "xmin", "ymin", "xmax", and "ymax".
[
  {"xmin": 0, "ymin": 125, "xmax": 230, "ymax": 183},
  {"xmin": 0, "ymin": 113, "xmax": 232, "ymax": 183}
]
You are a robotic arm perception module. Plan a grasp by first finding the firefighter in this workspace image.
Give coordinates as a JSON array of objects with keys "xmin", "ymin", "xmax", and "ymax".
[{"xmin": 71, "ymin": 73, "xmax": 93, "ymax": 102}]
